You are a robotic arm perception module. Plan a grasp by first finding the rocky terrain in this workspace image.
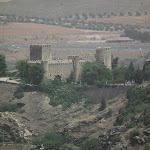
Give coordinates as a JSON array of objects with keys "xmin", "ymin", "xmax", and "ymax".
[
  {"xmin": 0, "ymin": 82, "xmax": 150, "ymax": 150},
  {"xmin": 0, "ymin": 83, "xmax": 127, "ymax": 148}
]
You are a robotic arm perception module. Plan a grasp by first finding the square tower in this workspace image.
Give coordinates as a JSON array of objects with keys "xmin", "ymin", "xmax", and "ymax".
[{"xmin": 30, "ymin": 44, "xmax": 52, "ymax": 61}]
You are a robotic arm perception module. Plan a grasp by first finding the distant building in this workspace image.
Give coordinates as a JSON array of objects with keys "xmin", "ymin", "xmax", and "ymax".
[
  {"xmin": 106, "ymin": 37, "xmax": 134, "ymax": 43},
  {"xmin": 29, "ymin": 45, "xmax": 112, "ymax": 82}
]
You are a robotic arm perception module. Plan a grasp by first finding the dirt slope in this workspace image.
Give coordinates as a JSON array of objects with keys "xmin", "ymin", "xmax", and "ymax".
[{"xmin": 0, "ymin": 83, "xmax": 128, "ymax": 146}]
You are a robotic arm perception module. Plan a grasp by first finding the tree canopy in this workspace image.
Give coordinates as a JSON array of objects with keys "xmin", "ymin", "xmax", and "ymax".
[
  {"xmin": 16, "ymin": 61, "xmax": 44, "ymax": 85},
  {"xmin": 30, "ymin": 63, "xmax": 45, "ymax": 85},
  {"xmin": 82, "ymin": 62, "xmax": 112, "ymax": 85},
  {"xmin": 125, "ymin": 61, "xmax": 135, "ymax": 81},
  {"xmin": 16, "ymin": 60, "xmax": 30, "ymax": 82},
  {"xmin": 81, "ymin": 138, "xmax": 102, "ymax": 150},
  {"xmin": 0, "ymin": 54, "xmax": 7, "ymax": 77}
]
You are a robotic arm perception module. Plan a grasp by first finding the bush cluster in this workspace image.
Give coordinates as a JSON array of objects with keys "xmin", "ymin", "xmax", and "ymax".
[
  {"xmin": 114, "ymin": 85, "xmax": 150, "ymax": 126},
  {"xmin": 0, "ymin": 103, "xmax": 18, "ymax": 112},
  {"xmin": 124, "ymin": 29, "xmax": 150, "ymax": 43},
  {"xmin": 39, "ymin": 76, "xmax": 82, "ymax": 110},
  {"xmin": 33, "ymin": 131, "xmax": 71, "ymax": 149},
  {"xmin": 111, "ymin": 135, "xmax": 121, "ymax": 145}
]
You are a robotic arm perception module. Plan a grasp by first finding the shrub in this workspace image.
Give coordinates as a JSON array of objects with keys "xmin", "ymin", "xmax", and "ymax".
[
  {"xmin": 111, "ymin": 135, "xmax": 121, "ymax": 145},
  {"xmin": 126, "ymin": 122, "xmax": 136, "ymax": 129},
  {"xmin": 49, "ymin": 85, "xmax": 82, "ymax": 110},
  {"xmin": 13, "ymin": 84, "xmax": 24, "ymax": 99},
  {"xmin": 32, "ymin": 137, "xmax": 41, "ymax": 145},
  {"xmin": 144, "ymin": 144, "xmax": 150, "ymax": 150},
  {"xmin": 107, "ymin": 108, "xmax": 113, "ymax": 117},
  {"xmin": 136, "ymin": 11, "xmax": 141, "ymax": 16},
  {"xmin": 81, "ymin": 138, "xmax": 101, "ymax": 150},
  {"xmin": 84, "ymin": 99, "xmax": 94, "ymax": 110},
  {"xmin": 42, "ymin": 132, "xmax": 66, "ymax": 148},
  {"xmin": 59, "ymin": 143, "xmax": 74, "ymax": 150},
  {"xmin": 0, "ymin": 103, "xmax": 18, "ymax": 112},
  {"xmin": 143, "ymin": 109, "xmax": 150, "ymax": 126},
  {"xmin": 129, "ymin": 129, "xmax": 139, "ymax": 138},
  {"xmin": 99, "ymin": 98, "xmax": 106, "ymax": 111},
  {"xmin": 0, "ymin": 134, "xmax": 3, "ymax": 142}
]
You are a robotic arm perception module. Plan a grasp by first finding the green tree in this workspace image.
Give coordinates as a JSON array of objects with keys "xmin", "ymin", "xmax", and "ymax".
[
  {"xmin": 99, "ymin": 98, "xmax": 106, "ymax": 111},
  {"xmin": 0, "ymin": 54, "xmax": 7, "ymax": 77},
  {"xmin": 81, "ymin": 138, "xmax": 101, "ymax": 150},
  {"xmin": 82, "ymin": 62, "xmax": 112, "ymax": 85},
  {"xmin": 16, "ymin": 60, "xmax": 30, "ymax": 82},
  {"xmin": 0, "ymin": 103, "xmax": 18, "ymax": 112},
  {"xmin": 144, "ymin": 64, "xmax": 150, "ymax": 81},
  {"xmin": 125, "ymin": 61, "xmax": 135, "ymax": 81},
  {"xmin": 113, "ymin": 67, "xmax": 127, "ymax": 81},
  {"xmin": 112, "ymin": 57, "xmax": 119, "ymax": 70},
  {"xmin": 66, "ymin": 71, "xmax": 75, "ymax": 84},
  {"xmin": 30, "ymin": 63, "xmax": 45, "ymax": 85},
  {"xmin": 135, "ymin": 69, "xmax": 143, "ymax": 84},
  {"xmin": 42, "ymin": 132, "xmax": 66, "ymax": 149}
]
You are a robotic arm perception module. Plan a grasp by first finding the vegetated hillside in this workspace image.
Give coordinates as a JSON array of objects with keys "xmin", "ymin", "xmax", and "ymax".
[
  {"xmin": 0, "ymin": 82, "xmax": 127, "ymax": 147},
  {"xmin": 1, "ymin": 82, "xmax": 150, "ymax": 150},
  {"xmin": 0, "ymin": 0, "xmax": 150, "ymax": 18}
]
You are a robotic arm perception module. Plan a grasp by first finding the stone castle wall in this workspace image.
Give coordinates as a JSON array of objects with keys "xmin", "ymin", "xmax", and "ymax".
[
  {"xmin": 30, "ymin": 45, "xmax": 112, "ymax": 82},
  {"xmin": 43, "ymin": 60, "xmax": 85, "ymax": 81},
  {"xmin": 95, "ymin": 47, "xmax": 112, "ymax": 70}
]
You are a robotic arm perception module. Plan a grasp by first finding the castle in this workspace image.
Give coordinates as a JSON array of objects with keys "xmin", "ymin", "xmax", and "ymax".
[{"xmin": 29, "ymin": 44, "xmax": 112, "ymax": 82}]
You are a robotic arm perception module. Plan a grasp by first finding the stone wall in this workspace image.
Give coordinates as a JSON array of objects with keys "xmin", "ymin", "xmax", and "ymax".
[{"xmin": 95, "ymin": 47, "xmax": 112, "ymax": 70}]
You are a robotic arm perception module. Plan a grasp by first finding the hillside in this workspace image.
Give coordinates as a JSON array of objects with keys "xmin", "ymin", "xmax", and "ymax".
[
  {"xmin": 1, "ymin": 82, "xmax": 150, "ymax": 150},
  {"xmin": 0, "ymin": 82, "xmax": 127, "ymax": 148},
  {"xmin": 0, "ymin": 0, "xmax": 150, "ymax": 18}
]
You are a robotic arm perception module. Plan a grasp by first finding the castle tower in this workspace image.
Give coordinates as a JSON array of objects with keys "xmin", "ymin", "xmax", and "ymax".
[
  {"xmin": 95, "ymin": 47, "xmax": 112, "ymax": 70},
  {"xmin": 68, "ymin": 56, "xmax": 80, "ymax": 82},
  {"xmin": 30, "ymin": 44, "xmax": 52, "ymax": 61}
]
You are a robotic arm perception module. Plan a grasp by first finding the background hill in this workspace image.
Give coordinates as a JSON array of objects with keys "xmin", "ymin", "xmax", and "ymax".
[{"xmin": 0, "ymin": 0, "xmax": 150, "ymax": 18}]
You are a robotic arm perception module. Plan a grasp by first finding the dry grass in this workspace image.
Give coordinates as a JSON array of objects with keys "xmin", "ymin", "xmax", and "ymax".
[
  {"xmin": 89, "ymin": 16, "xmax": 150, "ymax": 25},
  {"xmin": 0, "ymin": 23, "xmax": 120, "ymax": 45}
]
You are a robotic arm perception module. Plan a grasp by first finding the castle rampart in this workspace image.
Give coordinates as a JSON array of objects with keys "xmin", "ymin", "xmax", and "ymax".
[
  {"xmin": 95, "ymin": 47, "xmax": 112, "ymax": 70},
  {"xmin": 29, "ymin": 45, "xmax": 112, "ymax": 82}
]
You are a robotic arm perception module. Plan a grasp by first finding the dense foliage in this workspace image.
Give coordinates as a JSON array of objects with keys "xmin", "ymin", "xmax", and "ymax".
[
  {"xmin": 125, "ymin": 62, "xmax": 135, "ymax": 81},
  {"xmin": 143, "ymin": 63, "xmax": 150, "ymax": 81},
  {"xmin": 16, "ymin": 60, "xmax": 30, "ymax": 83},
  {"xmin": 13, "ymin": 84, "xmax": 24, "ymax": 99},
  {"xmin": 0, "ymin": 54, "xmax": 7, "ymax": 77},
  {"xmin": 82, "ymin": 62, "xmax": 112, "ymax": 85},
  {"xmin": 81, "ymin": 138, "xmax": 102, "ymax": 150},
  {"xmin": 33, "ymin": 132, "xmax": 69, "ymax": 149},
  {"xmin": 30, "ymin": 63, "xmax": 45, "ymax": 85},
  {"xmin": 0, "ymin": 103, "xmax": 18, "ymax": 112},
  {"xmin": 99, "ymin": 98, "xmax": 106, "ymax": 111},
  {"xmin": 114, "ymin": 85, "xmax": 150, "ymax": 126},
  {"xmin": 0, "ymin": 134, "xmax": 3, "ymax": 142},
  {"xmin": 112, "ymin": 67, "xmax": 127, "ymax": 81},
  {"xmin": 40, "ymin": 76, "xmax": 82, "ymax": 110},
  {"xmin": 16, "ymin": 61, "xmax": 45, "ymax": 85},
  {"xmin": 124, "ymin": 29, "xmax": 150, "ymax": 43}
]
